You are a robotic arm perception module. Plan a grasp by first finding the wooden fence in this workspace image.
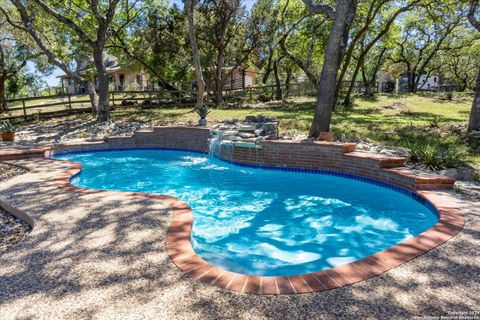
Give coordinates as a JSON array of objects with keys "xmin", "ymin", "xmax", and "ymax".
[
  {"xmin": 3, "ymin": 77, "xmax": 470, "ymax": 121},
  {"xmin": 1, "ymin": 83, "xmax": 317, "ymax": 121}
]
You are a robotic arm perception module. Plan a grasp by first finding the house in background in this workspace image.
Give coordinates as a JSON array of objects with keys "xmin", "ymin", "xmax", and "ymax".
[
  {"xmin": 193, "ymin": 66, "xmax": 258, "ymax": 91},
  {"xmin": 377, "ymin": 72, "xmax": 396, "ymax": 93},
  {"xmin": 222, "ymin": 66, "xmax": 257, "ymax": 90},
  {"xmin": 416, "ymin": 74, "xmax": 440, "ymax": 90},
  {"xmin": 59, "ymin": 56, "xmax": 151, "ymax": 94},
  {"xmin": 376, "ymin": 72, "xmax": 441, "ymax": 93},
  {"xmin": 399, "ymin": 73, "xmax": 440, "ymax": 91}
]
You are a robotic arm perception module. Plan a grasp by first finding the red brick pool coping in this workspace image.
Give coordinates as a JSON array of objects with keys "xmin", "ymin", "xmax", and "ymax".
[{"xmin": 46, "ymin": 157, "xmax": 464, "ymax": 295}]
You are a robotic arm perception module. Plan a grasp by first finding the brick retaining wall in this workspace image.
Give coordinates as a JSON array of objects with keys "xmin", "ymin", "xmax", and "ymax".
[
  {"xmin": 2, "ymin": 126, "xmax": 454, "ymax": 191},
  {"xmin": 46, "ymin": 127, "xmax": 210, "ymax": 156},
  {"xmin": 215, "ymin": 138, "xmax": 454, "ymax": 191},
  {"xmin": 0, "ymin": 126, "xmax": 463, "ymax": 295}
]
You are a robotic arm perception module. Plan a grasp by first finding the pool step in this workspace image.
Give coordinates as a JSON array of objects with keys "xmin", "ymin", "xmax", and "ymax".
[
  {"xmin": 384, "ymin": 167, "xmax": 456, "ymax": 190},
  {"xmin": 0, "ymin": 146, "xmax": 50, "ymax": 161},
  {"xmin": 346, "ymin": 152, "xmax": 406, "ymax": 168}
]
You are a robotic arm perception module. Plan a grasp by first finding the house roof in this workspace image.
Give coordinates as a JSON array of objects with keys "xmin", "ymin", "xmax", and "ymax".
[{"xmin": 57, "ymin": 54, "xmax": 126, "ymax": 79}]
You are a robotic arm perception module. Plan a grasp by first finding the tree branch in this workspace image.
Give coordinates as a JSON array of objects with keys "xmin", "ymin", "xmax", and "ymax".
[
  {"xmin": 301, "ymin": 0, "xmax": 335, "ymax": 19},
  {"xmin": 5, "ymin": 0, "xmax": 77, "ymax": 80},
  {"xmin": 31, "ymin": 0, "xmax": 95, "ymax": 45},
  {"xmin": 468, "ymin": 0, "xmax": 480, "ymax": 31},
  {"xmin": 110, "ymin": 31, "xmax": 179, "ymax": 91}
]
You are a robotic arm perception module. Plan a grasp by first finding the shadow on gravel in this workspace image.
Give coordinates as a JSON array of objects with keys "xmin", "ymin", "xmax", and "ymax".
[{"xmin": 0, "ymin": 159, "xmax": 478, "ymax": 319}]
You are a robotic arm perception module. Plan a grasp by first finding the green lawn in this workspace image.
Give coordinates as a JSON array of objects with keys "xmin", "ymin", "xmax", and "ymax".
[{"xmin": 14, "ymin": 92, "xmax": 480, "ymax": 169}]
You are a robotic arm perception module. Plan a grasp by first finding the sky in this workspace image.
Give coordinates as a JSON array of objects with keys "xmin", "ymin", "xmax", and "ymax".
[{"xmin": 41, "ymin": 0, "xmax": 258, "ymax": 87}]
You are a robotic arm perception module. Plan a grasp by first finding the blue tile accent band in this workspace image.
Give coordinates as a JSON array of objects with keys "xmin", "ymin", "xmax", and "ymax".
[{"xmin": 51, "ymin": 147, "xmax": 208, "ymax": 158}]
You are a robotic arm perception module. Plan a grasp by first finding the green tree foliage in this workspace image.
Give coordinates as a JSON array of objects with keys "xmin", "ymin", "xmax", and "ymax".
[
  {"xmin": 2, "ymin": 0, "xmax": 142, "ymax": 121},
  {"xmin": 111, "ymin": 1, "xmax": 189, "ymax": 91},
  {"xmin": 388, "ymin": 3, "xmax": 464, "ymax": 92},
  {"xmin": 0, "ymin": 0, "xmax": 479, "ymax": 135},
  {"xmin": 194, "ymin": 0, "xmax": 276, "ymax": 103},
  {"xmin": 0, "ymin": 13, "xmax": 41, "ymax": 111},
  {"xmin": 437, "ymin": 29, "xmax": 480, "ymax": 91}
]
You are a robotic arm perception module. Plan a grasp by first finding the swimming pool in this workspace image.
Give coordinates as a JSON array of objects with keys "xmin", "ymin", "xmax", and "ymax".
[{"xmin": 55, "ymin": 149, "xmax": 439, "ymax": 276}]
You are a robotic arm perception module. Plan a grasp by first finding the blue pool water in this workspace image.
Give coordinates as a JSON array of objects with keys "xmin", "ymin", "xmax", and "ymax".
[{"xmin": 55, "ymin": 149, "xmax": 438, "ymax": 276}]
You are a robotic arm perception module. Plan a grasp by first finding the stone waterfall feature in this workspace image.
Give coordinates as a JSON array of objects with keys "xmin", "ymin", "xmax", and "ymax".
[{"xmin": 208, "ymin": 115, "xmax": 279, "ymax": 157}]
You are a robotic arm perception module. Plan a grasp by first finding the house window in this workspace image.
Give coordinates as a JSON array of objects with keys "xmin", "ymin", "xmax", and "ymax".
[
  {"xmin": 433, "ymin": 77, "xmax": 437, "ymax": 82},
  {"xmin": 67, "ymin": 79, "xmax": 74, "ymax": 85},
  {"xmin": 136, "ymin": 74, "xmax": 143, "ymax": 87}
]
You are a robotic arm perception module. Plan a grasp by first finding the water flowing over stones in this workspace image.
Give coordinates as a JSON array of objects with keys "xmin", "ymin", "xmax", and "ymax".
[{"xmin": 209, "ymin": 115, "xmax": 278, "ymax": 157}]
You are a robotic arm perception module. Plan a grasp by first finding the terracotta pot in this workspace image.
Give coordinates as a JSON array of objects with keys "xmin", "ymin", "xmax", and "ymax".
[
  {"xmin": 318, "ymin": 132, "xmax": 333, "ymax": 142},
  {"xmin": 1, "ymin": 132, "xmax": 15, "ymax": 142}
]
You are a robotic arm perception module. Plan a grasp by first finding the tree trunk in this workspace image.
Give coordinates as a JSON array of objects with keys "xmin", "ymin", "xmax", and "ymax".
[
  {"xmin": 93, "ymin": 49, "xmax": 110, "ymax": 122},
  {"xmin": 186, "ymin": 0, "xmax": 205, "ymax": 109},
  {"xmin": 215, "ymin": 56, "xmax": 223, "ymax": 104},
  {"xmin": 343, "ymin": 62, "xmax": 360, "ymax": 107},
  {"xmin": 309, "ymin": 0, "xmax": 357, "ymax": 137},
  {"xmin": 285, "ymin": 67, "xmax": 292, "ymax": 96},
  {"xmin": 361, "ymin": 65, "xmax": 374, "ymax": 96},
  {"xmin": 262, "ymin": 48, "xmax": 274, "ymax": 84},
  {"xmin": 0, "ymin": 78, "xmax": 6, "ymax": 112},
  {"xmin": 273, "ymin": 59, "xmax": 282, "ymax": 100},
  {"xmin": 364, "ymin": 82, "xmax": 374, "ymax": 96},
  {"xmin": 409, "ymin": 70, "xmax": 417, "ymax": 93},
  {"xmin": 87, "ymin": 80, "xmax": 99, "ymax": 116},
  {"xmin": 468, "ymin": 70, "xmax": 480, "ymax": 132}
]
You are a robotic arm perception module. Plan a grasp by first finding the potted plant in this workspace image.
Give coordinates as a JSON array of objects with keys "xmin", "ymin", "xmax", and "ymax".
[
  {"xmin": 319, "ymin": 132, "xmax": 333, "ymax": 142},
  {"xmin": 195, "ymin": 105, "xmax": 210, "ymax": 127},
  {"xmin": 0, "ymin": 119, "xmax": 17, "ymax": 142}
]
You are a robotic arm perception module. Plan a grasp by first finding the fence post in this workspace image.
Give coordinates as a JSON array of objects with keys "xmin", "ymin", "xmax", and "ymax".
[
  {"xmin": 22, "ymin": 100, "xmax": 27, "ymax": 120},
  {"xmin": 67, "ymin": 94, "xmax": 72, "ymax": 111},
  {"xmin": 111, "ymin": 92, "xmax": 115, "ymax": 108}
]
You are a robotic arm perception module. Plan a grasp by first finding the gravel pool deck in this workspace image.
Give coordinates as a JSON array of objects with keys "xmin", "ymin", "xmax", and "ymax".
[{"xmin": 0, "ymin": 157, "xmax": 479, "ymax": 319}]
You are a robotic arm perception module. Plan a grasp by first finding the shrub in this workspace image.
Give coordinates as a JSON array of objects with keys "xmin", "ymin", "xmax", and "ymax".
[
  {"xmin": 0, "ymin": 119, "xmax": 18, "ymax": 133},
  {"xmin": 194, "ymin": 105, "xmax": 211, "ymax": 119},
  {"xmin": 429, "ymin": 115, "xmax": 442, "ymax": 128},
  {"xmin": 399, "ymin": 108, "xmax": 415, "ymax": 116},
  {"xmin": 343, "ymin": 96, "xmax": 355, "ymax": 109},
  {"xmin": 406, "ymin": 140, "xmax": 465, "ymax": 170},
  {"xmin": 358, "ymin": 108, "xmax": 380, "ymax": 115}
]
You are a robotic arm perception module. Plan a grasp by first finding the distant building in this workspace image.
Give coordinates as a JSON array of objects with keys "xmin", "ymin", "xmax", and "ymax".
[
  {"xmin": 193, "ymin": 66, "xmax": 258, "ymax": 91},
  {"xmin": 399, "ymin": 73, "xmax": 440, "ymax": 91},
  {"xmin": 58, "ymin": 56, "xmax": 151, "ymax": 94},
  {"xmin": 378, "ymin": 72, "xmax": 396, "ymax": 93},
  {"xmin": 222, "ymin": 66, "xmax": 257, "ymax": 90}
]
